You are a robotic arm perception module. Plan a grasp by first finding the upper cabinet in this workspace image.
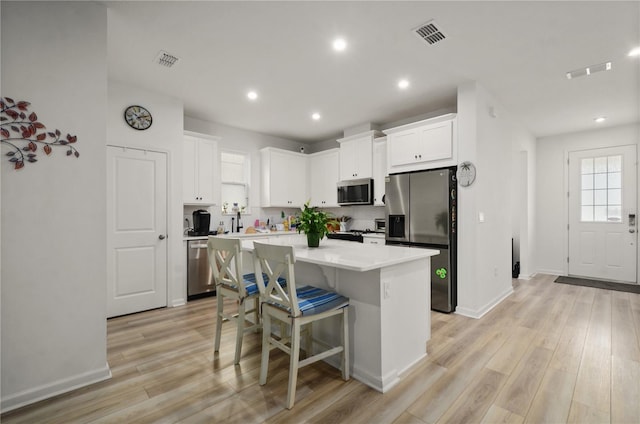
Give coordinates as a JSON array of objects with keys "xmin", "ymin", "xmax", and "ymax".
[
  {"xmin": 183, "ymin": 134, "xmax": 220, "ymax": 205},
  {"xmin": 384, "ymin": 113, "xmax": 457, "ymax": 174},
  {"xmin": 309, "ymin": 148, "xmax": 339, "ymax": 208},
  {"xmin": 372, "ymin": 137, "xmax": 387, "ymax": 206},
  {"xmin": 260, "ymin": 147, "xmax": 308, "ymax": 208},
  {"xmin": 337, "ymin": 130, "xmax": 383, "ymax": 181}
]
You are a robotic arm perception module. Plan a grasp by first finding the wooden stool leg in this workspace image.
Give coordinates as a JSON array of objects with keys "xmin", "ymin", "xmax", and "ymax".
[
  {"xmin": 214, "ymin": 293, "xmax": 224, "ymax": 352},
  {"xmin": 259, "ymin": 312, "xmax": 272, "ymax": 385},
  {"xmin": 303, "ymin": 322, "xmax": 312, "ymax": 359},
  {"xmin": 254, "ymin": 297, "xmax": 261, "ymax": 333},
  {"xmin": 342, "ymin": 307, "xmax": 350, "ymax": 380},
  {"xmin": 286, "ymin": 319, "xmax": 301, "ymax": 409},
  {"xmin": 234, "ymin": 300, "xmax": 246, "ymax": 365}
]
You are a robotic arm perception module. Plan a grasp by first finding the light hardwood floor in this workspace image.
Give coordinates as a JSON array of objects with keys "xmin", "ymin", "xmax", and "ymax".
[{"xmin": 3, "ymin": 274, "xmax": 640, "ymax": 423}]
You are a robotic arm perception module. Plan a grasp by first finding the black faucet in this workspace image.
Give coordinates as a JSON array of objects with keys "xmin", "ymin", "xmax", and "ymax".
[{"xmin": 236, "ymin": 211, "xmax": 243, "ymax": 233}]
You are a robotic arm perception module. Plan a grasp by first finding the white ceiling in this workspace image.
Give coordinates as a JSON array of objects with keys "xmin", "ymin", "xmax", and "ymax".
[{"xmin": 107, "ymin": 1, "xmax": 640, "ymax": 143}]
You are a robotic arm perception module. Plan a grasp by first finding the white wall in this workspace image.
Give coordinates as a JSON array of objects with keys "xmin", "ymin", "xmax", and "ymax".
[
  {"xmin": 536, "ymin": 123, "xmax": 640, "ymax": 275},
  {"xmin": 1, "ymin": 2, "xmax": 109, "ymax": 411},
  {"xmin": 456, "ymin": 82, "xmax": 532, "ymax": 318},
  {"xmin": 108, "ymin": 81, "xmax": 185, "ymax": 306},
  {"xmin": 511, "ymin": 125, "xmax": 537, "ymax": 279}
]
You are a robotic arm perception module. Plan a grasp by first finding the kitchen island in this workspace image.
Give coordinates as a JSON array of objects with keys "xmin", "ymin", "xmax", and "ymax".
[{"xmin": 233, "ymin": 234, "xmax": 438, "ymax": 393}]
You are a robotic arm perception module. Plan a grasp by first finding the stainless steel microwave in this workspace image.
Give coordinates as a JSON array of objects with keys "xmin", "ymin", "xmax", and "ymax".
[{"xmin": 337, "ymin": 178, "xmax": 373, "ymax": 206}]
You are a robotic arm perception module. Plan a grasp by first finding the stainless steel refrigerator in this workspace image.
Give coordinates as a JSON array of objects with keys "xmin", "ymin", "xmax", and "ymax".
[{"xmin": 385, "ymin": 167, "xmax": 457, "ymax": 313}]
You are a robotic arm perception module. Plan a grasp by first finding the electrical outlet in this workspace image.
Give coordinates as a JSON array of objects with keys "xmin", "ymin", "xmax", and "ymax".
[
  {"xmin": 494, "ymin": 267, "xmax": 498, "ymax": 277},
  {"xmin": 384, "ymin": 282, "xmax": 391, "ymax": 299}
]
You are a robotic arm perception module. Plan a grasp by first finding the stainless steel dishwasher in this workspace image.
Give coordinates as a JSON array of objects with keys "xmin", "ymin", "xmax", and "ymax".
[{"xmin": 187, "ymin": 239, "xmax": 215, "ymax": 300}]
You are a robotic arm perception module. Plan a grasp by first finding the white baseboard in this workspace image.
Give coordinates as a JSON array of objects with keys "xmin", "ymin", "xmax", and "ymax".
[
  {"xmin": 1, "ymin": 364, "xmax": 112, "ymax": 413},
  {"xmin": 455, "ymin": 287, "xmax": 514, "ymax": 319},
  {"xmin": 171, "ymin": 298, "xmax": 186, "ymax": 307},
  {"xmin": 350, "ymin": 363, "xmax": 386, "ymax": 392},
  {"xmin": 536, "ymin": 268, "xmax": 564, "ymax": 276}
]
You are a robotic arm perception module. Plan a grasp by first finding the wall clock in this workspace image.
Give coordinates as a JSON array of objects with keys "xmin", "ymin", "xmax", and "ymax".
[
  {"xmin": 124, "ymin": 105, "xmax": 152, "ymax": 130},
  {"xmin": 456, "ymin": 161, "xmax": 476, "ymax": 187}
]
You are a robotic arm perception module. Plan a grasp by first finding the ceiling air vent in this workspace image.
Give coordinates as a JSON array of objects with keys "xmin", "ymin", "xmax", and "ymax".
[
  {"xmin": 413, "ymin": 20, "xmax": 446, "ymax": 45},
  {"xmin": 154, "ymin": 50, "xmax": 180, "ymax": 68},
  {"xmin": 566, "ymin": 61, "xmax": 611, "ymax": 79}
]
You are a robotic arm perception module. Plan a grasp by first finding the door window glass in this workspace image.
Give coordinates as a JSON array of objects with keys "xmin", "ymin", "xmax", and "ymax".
[{"xmin": 580, "ymin": 155, "xmax": 622, "ymax": 222}]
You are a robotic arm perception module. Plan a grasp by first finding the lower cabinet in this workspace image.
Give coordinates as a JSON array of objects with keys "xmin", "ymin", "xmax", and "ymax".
[{"xmin": 363, "ymin": 234, "xmax": 385, "ymax": 245}]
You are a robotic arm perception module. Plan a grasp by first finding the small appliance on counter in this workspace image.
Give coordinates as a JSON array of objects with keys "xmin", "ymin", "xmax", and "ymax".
[
  {"xmin": 189, "ymin": 209, "xmax": 211, "ymax": 236},
  {"xmin": 374, "ymin": 218, "xmax": 386, "ymax": 233}
]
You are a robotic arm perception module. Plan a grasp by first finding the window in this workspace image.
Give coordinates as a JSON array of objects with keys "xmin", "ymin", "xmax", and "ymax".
[
  {"xmin": 580, "ymin": 155, "xmax": 622, "ymax": 222},
  {"xmin": 221, "ymin": 151, "xmax": 249, "ymax": 214}
]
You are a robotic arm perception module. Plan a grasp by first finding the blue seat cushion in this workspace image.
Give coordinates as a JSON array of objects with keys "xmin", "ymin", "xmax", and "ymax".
[
  {"xmin": 265, "ymin": 285, "xmax": 349, "ymax": 317},
  {"xmin": 220, "ymin": 273, "xmax": 285, "ymax": 297}
]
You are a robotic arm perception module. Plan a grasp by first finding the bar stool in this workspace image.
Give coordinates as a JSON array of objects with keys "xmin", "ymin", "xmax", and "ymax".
[
  {"xmin": 207, "ymin": 236, "xmax": 262, "ymax": 365},
  {"xmin": 253, "ymin": 241, "xmax": 350, "ymax": 409}
]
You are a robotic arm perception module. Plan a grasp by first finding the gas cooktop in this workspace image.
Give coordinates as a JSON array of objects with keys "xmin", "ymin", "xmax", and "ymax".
[{"xmin": 327, "ymin": 229, "xmax": 383, "ymax": 242}]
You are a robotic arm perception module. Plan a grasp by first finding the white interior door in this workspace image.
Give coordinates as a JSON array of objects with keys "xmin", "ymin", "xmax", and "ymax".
[
  {"xmin": 107, "ymin": 146, "xmax": 168, "ymax": 317},
  {"xmin": 568, "ymin": 145, "xmax": 637, "ymax": 283}
]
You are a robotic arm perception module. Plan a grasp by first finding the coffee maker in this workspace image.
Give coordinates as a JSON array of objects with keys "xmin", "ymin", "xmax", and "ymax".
[{"xmin": 191, "ymin": 210, "xmax": 211, "ymax": 236}]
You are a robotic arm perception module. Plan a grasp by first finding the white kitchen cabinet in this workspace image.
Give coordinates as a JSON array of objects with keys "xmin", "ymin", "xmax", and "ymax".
[
  {"xmin": 183, "ymin": 134, "xmax": 220, "ymax": 205},
  {"xmin": 384, "ymin": 113, "xmax": 456, "ymax": 174},
  {"xmin": 363, "ymin": 234, "xmax": 385, "ymax": 245},
  {"xmin": 309, "ymin": 148, "xmax": 339, "ymax": 208},
  {"xmin": 337, "ymin": 130, "xmax": 383, "ymax": 181},
  {"xmin": 372, "ymin": 137, "xmax": 387, "ymax": 206},
  {"xmin": 260, "ymin": 147, "xmax": 308, "ymax": 207}
]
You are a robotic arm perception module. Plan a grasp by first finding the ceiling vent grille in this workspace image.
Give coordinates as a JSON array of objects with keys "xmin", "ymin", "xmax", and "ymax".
[
  {"xmin": 566, "ymin": 61, "xmax": 612, "ymax": 79},
  {"xmin": 154, "ymin": 50, "xmax": 180, "ymax": 68},
  {"xmin": 413, "ymin": 20, "xmax": 446, "ymax": 45}
]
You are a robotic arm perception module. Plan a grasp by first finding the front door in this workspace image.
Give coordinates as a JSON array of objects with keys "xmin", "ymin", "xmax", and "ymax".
[
  {"xmin": 568, "ymin": 145, "xmax": 637, "ymax": 283},
  {"xmin": 107, "ymin": 146, "xmax": 168, "ymax": 317}
]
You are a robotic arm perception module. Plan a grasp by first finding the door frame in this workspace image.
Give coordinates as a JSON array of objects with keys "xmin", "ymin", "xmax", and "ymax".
[
  {"xmin": 106, "ymin": 144, "xmax": 175, "ymax": 311},
  {"xmin": 563, "ymin": 144, "xmax": 639, "ymax": 282}
]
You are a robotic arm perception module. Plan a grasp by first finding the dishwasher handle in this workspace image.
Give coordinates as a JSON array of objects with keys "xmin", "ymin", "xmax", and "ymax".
[{"xmin": 190, "ymin": 243, "xmax": 208, "ymax": 249}]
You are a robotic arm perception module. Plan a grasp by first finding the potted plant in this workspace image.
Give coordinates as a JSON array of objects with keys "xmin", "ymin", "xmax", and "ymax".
[{"xmin": 297, "ymin": 201, "xmax": 332, "ymax": 247}]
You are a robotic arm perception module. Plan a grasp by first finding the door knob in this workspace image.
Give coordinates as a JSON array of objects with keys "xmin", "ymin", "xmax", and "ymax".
[{"xmin": 159, "ymin": 234, "xmax": 166, "ymax": 240}]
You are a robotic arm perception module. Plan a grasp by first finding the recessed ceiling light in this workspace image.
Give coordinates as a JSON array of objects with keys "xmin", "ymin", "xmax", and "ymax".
[
  {"xmin": 247, "ymin": 91, "xmax": 258, "ymax": 101},
  {"xmin": 311, "ymin": 112, "xmax": 321, "ymax": 120},
  {"xmin": 398, "ymin": 79, "xmax": 410, "ymax": 89},
  {"xmin": 594, "ymin": 116, "xmax": 606, "ymax": 123},
  {"xmin": 333, "ymin": 38, "xmax": 347, "ymax": 52},
  {"xmin": 629, "ymin": 47, "xmax": 640, "ymax": 57}
]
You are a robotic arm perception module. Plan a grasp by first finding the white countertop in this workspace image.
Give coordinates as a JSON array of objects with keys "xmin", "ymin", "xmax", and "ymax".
[
  {"xmin": 240, "ymin": 234, "xmax": 439, "ymax": 272},
  {"xmin": 183, "ymin": 230, "xmax": 298, "ymax": 241}
]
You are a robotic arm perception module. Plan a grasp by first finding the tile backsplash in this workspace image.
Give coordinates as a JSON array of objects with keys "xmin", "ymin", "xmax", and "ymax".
[{"xmin": 183, "ymin": 204, "xmax": 385, "ymax": 234}]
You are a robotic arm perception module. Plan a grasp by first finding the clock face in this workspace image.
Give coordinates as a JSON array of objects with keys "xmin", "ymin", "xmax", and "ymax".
[
  {"xmin": 124, "ymin": 105, "xmax": 152, "ymax": 130},
  {"xmin": 457, "ymin": 161, "xmax": 476, "ymax": 187}
]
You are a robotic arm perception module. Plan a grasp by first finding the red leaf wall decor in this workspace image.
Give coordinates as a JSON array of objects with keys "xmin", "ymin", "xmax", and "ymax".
[{"xmin": 1, "ymin": 96, "xmax": 80, "ymax": 170}]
